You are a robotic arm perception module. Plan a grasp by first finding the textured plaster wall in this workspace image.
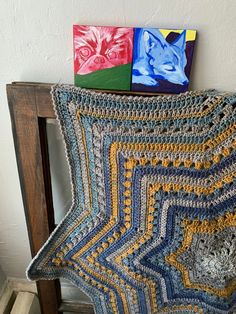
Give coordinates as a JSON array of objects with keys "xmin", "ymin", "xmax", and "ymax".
[{"xmin": 0, "ymin": 0, "xmax": 236, "ymax": 279}]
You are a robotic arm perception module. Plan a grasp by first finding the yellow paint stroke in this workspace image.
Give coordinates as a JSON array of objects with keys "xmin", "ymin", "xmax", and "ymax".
[{"xmin": 159, "ymin": 29, "xmax": 196, "ymax": 41}]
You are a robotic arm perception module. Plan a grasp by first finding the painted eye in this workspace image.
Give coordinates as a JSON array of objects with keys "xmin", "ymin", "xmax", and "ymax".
[
  {"xmin": 78, "ymin": 47, "xmax": 92, "ymax": 59},
  {"xmin": 164, "ymin": 64, "xmax": 175, "ymax": 71},
  {"xmin": 106, "ymin": 51, "xmax": 117, "ymax": 59}
]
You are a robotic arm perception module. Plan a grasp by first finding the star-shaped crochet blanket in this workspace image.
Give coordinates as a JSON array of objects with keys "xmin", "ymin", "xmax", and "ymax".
[{"xmin": 27, "ymin": 86, "xmax": 236, "ymax": 314}]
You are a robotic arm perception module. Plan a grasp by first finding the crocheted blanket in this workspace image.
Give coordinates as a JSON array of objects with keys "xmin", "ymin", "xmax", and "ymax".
[{"xmin": 27, "ymin": 86, "xmax": 236, "ymax": 314}]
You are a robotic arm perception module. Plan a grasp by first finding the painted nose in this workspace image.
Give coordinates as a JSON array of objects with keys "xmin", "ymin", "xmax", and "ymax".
[
  {"xmin": 94, "ymin": 56, "xmax": 105, "ymax": 64},
  {"xmin": 182, "ymin": 79, "xmax": 189, "ymax": 85}
]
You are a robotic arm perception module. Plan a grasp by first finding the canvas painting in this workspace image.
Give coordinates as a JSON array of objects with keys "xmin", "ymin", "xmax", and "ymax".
[
  {"xmin": 131, "ymin": 28, "xmax": 196, "ymax": 93},
  {"xmin": 73, "ymin": 25, "xmax": 196, "ymax": 93},
  {"xmin": 73, "ymin": 25, "xmax": 134, "ymax": 90}
]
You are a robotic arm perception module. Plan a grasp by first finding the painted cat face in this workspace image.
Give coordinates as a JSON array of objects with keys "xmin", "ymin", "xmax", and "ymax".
[
  {"xmin": 74, "ymin": 26, "xmax": 133, "ymax": 75},
  {"xmin": 144, "ymin": 29, "xmax": 188, "ymax": 85}
]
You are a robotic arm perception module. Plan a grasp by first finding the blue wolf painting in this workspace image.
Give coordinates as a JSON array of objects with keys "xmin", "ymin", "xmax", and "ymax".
[{"xmin": 131, "ymin": 28, "xmax": 196, "ymax": 93}]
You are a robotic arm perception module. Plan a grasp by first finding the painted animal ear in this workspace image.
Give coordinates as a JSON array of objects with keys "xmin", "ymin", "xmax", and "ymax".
[
  {"xmin": 144, "ymin": 30, "xmax": 166, "ymax": 53},
  {"xmin": 144, "ymin": 31, "xmax": 155, "ymax": 53},
  {"xmin": 172, "ymin": 30, "xmax": 186, "ymax": 51}
]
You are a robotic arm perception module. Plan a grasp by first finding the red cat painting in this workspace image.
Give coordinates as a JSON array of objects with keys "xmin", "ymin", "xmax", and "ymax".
[{"xmin": 73, "ymin": 25, "xmax": 133, "ymax": 75}]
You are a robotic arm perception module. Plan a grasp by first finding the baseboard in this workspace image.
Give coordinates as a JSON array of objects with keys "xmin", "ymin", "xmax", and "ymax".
[
  {"xmin": 0, "ymin": 279, "xmax": 8, "ymax": 299},
  {"xmin": 0, "ymin": 282, "xmax": 16, "ymax": 314},
  {"xmin": 0, "ymin": 277, "xmax": 92, "ymax": 313},
  {"xmin": 7, "ymin": 277, "xmax": 37, "ymax": 294},
  {"xmin": 11, "ymin": 292, "xmax": 40, "ymax": 314},
  {"xmin": 0, "ymin": 279, "xmax": 39, "ymax": 314}
]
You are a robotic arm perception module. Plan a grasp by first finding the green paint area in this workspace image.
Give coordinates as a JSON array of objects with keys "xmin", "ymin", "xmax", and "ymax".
[{"xmin": 75, "ymin": 63, "xmax": 132, "ymax": 91}]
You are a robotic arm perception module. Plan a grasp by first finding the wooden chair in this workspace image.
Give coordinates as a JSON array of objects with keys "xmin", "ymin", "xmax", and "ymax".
[{"xmin": 7, "ymin": 82, "xmax": 157, "ymax": 313}]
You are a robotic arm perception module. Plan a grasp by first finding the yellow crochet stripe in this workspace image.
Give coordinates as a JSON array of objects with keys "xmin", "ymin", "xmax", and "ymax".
[
  {"xmin": 143, "ymin": 171, "xmax": 236, "ymax": 195},
  {"xmin": 165, "ymin": 211, "xmax": 236, "ymax": 298},
  {"xmin": 117, "ymin": 123, "xmax": 236, "ymax": 155},
  {"xmin": 77, "ymin": 94, "xmax": 226, "ymax": 122},
  {"xmin": 160, "ymin": 304, "xmax": 203, "ymax": 313}
]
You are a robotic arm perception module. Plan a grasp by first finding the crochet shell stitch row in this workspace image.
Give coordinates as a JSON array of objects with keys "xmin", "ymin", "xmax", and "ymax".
[{"xmin": 27, "ymin": 85, "xmax": 236, "ymax": 314}]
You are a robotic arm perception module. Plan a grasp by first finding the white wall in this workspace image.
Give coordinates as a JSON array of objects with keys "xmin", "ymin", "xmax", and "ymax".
[{"xmin": 0, "ymin": 0, "xmax": 236, "ymax": 279}]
